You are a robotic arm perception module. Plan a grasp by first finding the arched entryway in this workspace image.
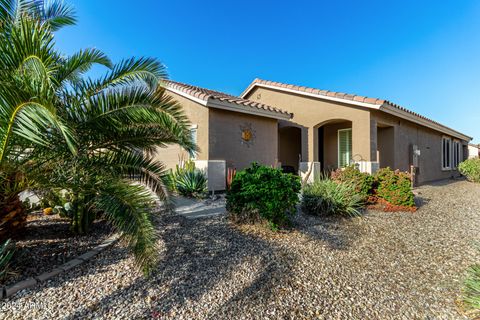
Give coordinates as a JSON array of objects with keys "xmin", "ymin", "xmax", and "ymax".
[{"xmin": 315, "ymin": 119, "xmax": 353, "ymax": 172}]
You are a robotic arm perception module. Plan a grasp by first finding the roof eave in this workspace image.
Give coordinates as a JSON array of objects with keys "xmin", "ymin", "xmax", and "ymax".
[
  {"xmin": 207, "ymin": 98, "xmax": 292, "ymax": 120},
  {"xmin": 380, "ymin": 102, "xmax": 472, "ymax": 141},
  {"xmin": 243, "ymin": 80, "xmax": 471, "ymax": 142}
]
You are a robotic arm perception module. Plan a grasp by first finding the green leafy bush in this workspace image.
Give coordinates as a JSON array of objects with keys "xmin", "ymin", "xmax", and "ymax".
[
  {"xmin": 167, "ymin": 160, "xmax": 207, "ymax": 198},
  {"xmin": 330, "ymin": 165, "xmax": 374, "ymax": 200},
  {"xmin": 226, "ymin": 163, "xmax": 301, "ymax": 229},
  {"xmin": 0, "ymin": 239, "xmax": 14, "ymax": 280},
  {"xmin": 459, "ymin": 158, "xmax": 480, "ymax": 183},
  {"xmin": 301, "ymin": 178, "xmax": 363, "ymax": 217},
  {"xmin": 374, "ymin": 167, "xmax": 414, "ymax": 207}
]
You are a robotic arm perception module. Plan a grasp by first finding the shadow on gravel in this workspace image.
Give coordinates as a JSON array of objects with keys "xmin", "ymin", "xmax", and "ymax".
[
  {"xmin": 62, "ymin": 215, "xmax": 296, "ymax": 319},
  {"xmin": 414, "ymin": 195, "xmax": 429, "ymax": 208},
  {"xmin": 293, "ymin": 212, "xmax": 362, "ymax": 251}
]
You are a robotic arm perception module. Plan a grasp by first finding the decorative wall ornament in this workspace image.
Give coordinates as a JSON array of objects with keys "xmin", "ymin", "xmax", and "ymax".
[{"xmin": 240, "ymin": 123, "xmax": 256, "ymax": 147}]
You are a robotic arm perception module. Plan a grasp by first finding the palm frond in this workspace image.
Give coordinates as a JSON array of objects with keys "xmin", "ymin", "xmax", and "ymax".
[
  {"xmin": 95, "ymin": 181, "xmax": 160, "ymax": 275},
  {"xmin": 55, "ymin": 48, "xmax": 112, "ymax": 87},
  {"xmin": 34, "ymin": 0, "xmax": 76, "ymax": 31},
  {"xmin": 89, "ymin": 150, "xmax": 169, "ymax": 200},
  {"xmin": 0, "ymin": 100, "xmax": 76, "ymax": 162},
  {"xmin": 79, "ymin": 57, "xmax": 167, "ymax": 97}
]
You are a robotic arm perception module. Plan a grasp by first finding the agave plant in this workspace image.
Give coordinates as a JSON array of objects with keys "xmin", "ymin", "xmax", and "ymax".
[
  {"xmin": 0, "ymin": 0, "xmax": 195, "ymax": 273},
  {"xmin": 175, "ymin": 169, "xmax": 208, "ymax": 198}
]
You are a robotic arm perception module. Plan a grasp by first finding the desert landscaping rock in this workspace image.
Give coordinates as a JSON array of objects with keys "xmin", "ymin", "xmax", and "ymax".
[
  {"xmin": 1, "ymin": 179, "xmax": 479, "ymax": 319},
  {"xmin": 1, "ymin": 212, "xmax": 112, "ymax": 287}
]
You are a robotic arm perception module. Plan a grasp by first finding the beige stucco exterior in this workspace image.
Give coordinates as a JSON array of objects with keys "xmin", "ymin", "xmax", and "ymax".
[
  {"xmin": 155, "ymin": 90, "xmax": 280, "ymax": 190},
  {"xmin": 157, "ymin": 80, "xmax": 471, "ymax": 189},
  {"xmin": 153, "ymin": 92, "xmax": 209, "ymax": 169},
  {"xmin": 244, "ymin": 86, "xmax": 470, "ymax": 184},
  {"xmin": 244, "ymin": 87, "xmax": 375, "ymax": 164},
  {"xmin": 208, "ymin": 108, "xmax": 278, "ymax": 169}
]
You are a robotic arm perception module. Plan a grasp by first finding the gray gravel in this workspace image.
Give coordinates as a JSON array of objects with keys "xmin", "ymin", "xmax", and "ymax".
[
  {"xmin": 1, "ymin": 179, "xmax": 479, "ymax": 319},
  {"xmin": 2, "ymin": 212, "xmax": 112, "ymax": 286}
]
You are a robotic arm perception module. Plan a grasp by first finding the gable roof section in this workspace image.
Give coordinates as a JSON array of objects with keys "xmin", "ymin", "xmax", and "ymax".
[
  {"xmin": 241, "ymin": 78, "xmax": 471, "ymax": 141},
  {"xmin": 164, "ymin": 80, "xmax": 292, "ymax": 120}
]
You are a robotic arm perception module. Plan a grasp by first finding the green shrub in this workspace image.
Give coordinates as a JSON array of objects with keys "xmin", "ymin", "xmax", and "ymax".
[
  {"xmin": 459, "ymin": 158, "xmax": 480, "ymax": 183},
  {"xmin": 330, "ymin": 165, "xmax": 374, "ymax": 200},
  {"xmin": 167, "ymin": 160, "xmax": 207, "ymax": 198},
  {"xmin": 374, "ymin": 167, "xmax": 414, "ymax": 207},
  {"xmin": 301, "ymin": 178, "xmax": 363, "ymax": 217},
  {"xmin": 226, "ymin": 163, "xmax": 301, "ymax": 229},
  {"xmin": 0, "ymin": 239, "xmax": 14, "ymax": 280}
]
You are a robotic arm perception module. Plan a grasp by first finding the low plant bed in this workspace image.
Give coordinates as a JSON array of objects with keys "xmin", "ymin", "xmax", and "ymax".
[
  {"xmin": 366, "ymin": 196, "xmax": 417, "ymax": 213},
  {"xmin": 0, "ymin": 211, "xmax": 112, "ymax": 286}
]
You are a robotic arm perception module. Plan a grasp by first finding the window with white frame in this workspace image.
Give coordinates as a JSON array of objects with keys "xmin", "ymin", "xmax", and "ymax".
[
  {"xmin": 189, "ymin": 125, "xmax": 198, "ymax": 160},
  {"xmin": 338, "ymin": 129, "xmax": 352, "ymax": 168},
  {"xmin": 452, "ymin": 140, "xmax": 461, "ymax": 169},
  {"xmin": 442, "ymin": 137, "xmax": 451, "ymax": 170}
]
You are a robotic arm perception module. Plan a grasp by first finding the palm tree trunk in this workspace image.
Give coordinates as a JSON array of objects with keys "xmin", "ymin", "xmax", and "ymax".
[
  {"xmin": 71, "ymin": 192, "xmax": 94, "ymax": 234},
  {"xmin": 0, "ymin": 194, "xmax": 27, "ymax": 241}
]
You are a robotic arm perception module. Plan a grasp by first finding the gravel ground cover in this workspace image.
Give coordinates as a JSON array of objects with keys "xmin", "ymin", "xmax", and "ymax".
[
  {"xmin": 1, "ymin": 212, "xmax": 112, "ymax": 286},
  {"xmin": 1, "ymin": 179, "xmax": 479, "ymax": 319}
]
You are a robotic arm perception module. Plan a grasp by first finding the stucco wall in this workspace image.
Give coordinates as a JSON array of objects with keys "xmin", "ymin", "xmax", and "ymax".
[
  {"xmin": 208, "ymin": 108, "xmax": 278, "ymax": 170},
  {"xmin": 377, "ymin": 126, "xmax": 395, "ymax": 168},
  {"xmin": 244, "ymin": 87, "xmax": 373, "ymax": 163},
  {"xmin": 372, "ymin": 110, "xmax": 465, "ymax": 184},
  {"xmin": 153, "ymin": 91, "xmax": 209, "ymax": 170}
]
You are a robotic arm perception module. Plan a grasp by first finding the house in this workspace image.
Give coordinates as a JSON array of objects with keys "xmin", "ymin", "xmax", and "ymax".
[
  {"xmin": 158, "ymin": 79, "xmax": 472, "ymax": 190},
  {"xmin": 468, "ymin": 144, "xmax": 479, "ymax": 159}
]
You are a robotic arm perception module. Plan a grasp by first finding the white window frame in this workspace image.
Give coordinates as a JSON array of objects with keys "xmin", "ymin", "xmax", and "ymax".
[
  {"xmin": 442, "ymin": 136, "xmax": 451, "ymax": 170},
  {"xmin": 452, "ymin": 140, "xmax": 461, "ymax": 169},
  {"xmin": 189, "ymin": 124, "xmax": 198, "ymax": 160},
  {"xmin": 338, "ymin": 128, "xmax": 352, "ymax": 168}
]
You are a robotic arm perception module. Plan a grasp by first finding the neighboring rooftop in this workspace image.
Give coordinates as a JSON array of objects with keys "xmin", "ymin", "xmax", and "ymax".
[
  {"xmin": 241, "ymin": 78, "xmax": 472, "ymax": 141},
  {"xmin": 164, "ymin": 80, "xmax": 292, "ymax": 120}
]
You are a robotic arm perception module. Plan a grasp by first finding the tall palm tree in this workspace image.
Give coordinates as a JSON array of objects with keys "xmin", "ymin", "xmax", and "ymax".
[{"xmin": 0, "ymin": 0, "xmax": 194, "ymax": 273}]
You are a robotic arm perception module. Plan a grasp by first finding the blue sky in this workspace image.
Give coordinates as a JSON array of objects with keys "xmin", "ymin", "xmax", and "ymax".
[{"xmin": 56, "ymin": 0, "xmax": 480, "ymax": 142}]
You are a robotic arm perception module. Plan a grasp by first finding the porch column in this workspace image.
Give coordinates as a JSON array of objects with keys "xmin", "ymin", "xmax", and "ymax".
[
  {"xmin": 299, "ymin": 126, "xmax": 321, "ymax": 183},
  {"xmin": 352, "ymin": 116, "xmax": 379, "ymax": 174}
]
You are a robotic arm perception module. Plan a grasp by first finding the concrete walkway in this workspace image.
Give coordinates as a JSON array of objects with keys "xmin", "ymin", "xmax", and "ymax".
[{"xmin": 173, "ymin": 196, "xmax": 226, "ymax": 219}]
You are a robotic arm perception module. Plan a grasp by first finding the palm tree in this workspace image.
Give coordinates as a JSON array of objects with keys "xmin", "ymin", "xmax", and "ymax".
[
  {"xmin": 0, "ymin": 0, "xmax": 194, "ymax": 273},
  {"xmin": 0, "ymin": 0, "xmax": 78, "ymax": 239}
]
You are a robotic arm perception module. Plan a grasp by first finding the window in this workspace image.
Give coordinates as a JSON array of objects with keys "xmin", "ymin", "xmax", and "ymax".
[
  {"xmin": 338, "ymin": 129, "xmax": 352, "ymax": 168},
  {"xmin": 189, "ymin": 125, "xmax": 198, "ymax": 160},
  {"xmin": 442, "ymin": 137, "xmax": 451, "ymax": 170},
  {"xmin": 453, "ymin": 140, "xmax": 461, "ymax": 169}
]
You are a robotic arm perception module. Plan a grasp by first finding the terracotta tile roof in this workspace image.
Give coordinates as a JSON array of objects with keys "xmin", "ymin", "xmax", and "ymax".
[
  {"xmin": 242, "ymin": 78, "xmax": 472, "ymax": 141},
  {"xmin": 164, "ymin": 80, "xmax": 292, "ymax": 119}
]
